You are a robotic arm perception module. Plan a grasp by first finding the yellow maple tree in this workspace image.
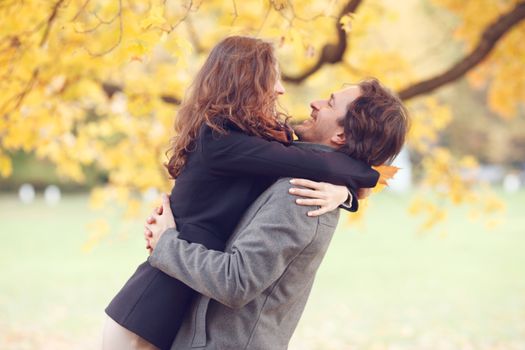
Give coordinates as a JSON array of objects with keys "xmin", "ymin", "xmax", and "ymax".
[{"xmin": 2, "ymin": 0, "xmax": 522, "ymax": 242}]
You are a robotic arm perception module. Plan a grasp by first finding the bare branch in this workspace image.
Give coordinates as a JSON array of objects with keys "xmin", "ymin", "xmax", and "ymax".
[
  {"xmin": 160, "ymin": 95, "xmax": 182, "ymax": 105},
  {"xmin": 74, "ymin": 20, "xmax": 104, "ymax": 34},
  {"xmin": 286, "ymin": 0, "xmax": 337, "ymax": 22},
  {"xmin": 185, "ymin": 15, "xmax": 204, "ymax": 53},
  {"xmin": 71, "ymin": 0, "xmax": 91, "ymax": 21},
  {"xmin": 255, "ymin": 4, "xmax": 272, "ymax": 35},
  {"xmin": 282, "ymin": 0, "xmax": 363, "ymax": 83},
  {"xmin": 101, "ymin": 82, "xmax": 181, "ymax": 105},
  {"xmin": 231, "ymin": 0, "xmax": 238, "ymax": 25},
  {"xmin": 85, "ymin": 0, "xmax": 123, "ymax": 57},
  {"xmin": 168, "ymin": 0, "xmax": 196, "ymax": 33},
  {"xmin": 40, "ymin": 0, "xmax": 66, "ymax": 47},
  {"xmin": 0, "ymin": 1, "xmax": 66, "ymax": 115},
  {"xmin": 398, "ymin": 1, "xmax": 525, "ymax": 100},
  {"xmin": 0, "ymin": 68, "xmax": 39, "ymax": 115}
]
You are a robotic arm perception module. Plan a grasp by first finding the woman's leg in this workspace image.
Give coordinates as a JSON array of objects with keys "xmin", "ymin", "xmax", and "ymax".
[{"xmin": 102, "ymin": 315, "xmax": 159, "ymax": 350}]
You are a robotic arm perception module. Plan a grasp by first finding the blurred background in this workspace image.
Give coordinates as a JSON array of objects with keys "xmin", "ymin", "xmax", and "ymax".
[{"xmin": 1, "ymin": 0, "xmax": 524, "ymax": 349}]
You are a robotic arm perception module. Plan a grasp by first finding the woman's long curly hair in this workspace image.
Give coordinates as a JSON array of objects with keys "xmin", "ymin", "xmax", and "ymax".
[{"xmin": 165, "ymin": 36, "xmax": 290, "ymax": 179}]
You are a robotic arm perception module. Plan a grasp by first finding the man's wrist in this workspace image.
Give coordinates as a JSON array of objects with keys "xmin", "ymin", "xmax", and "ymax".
[
  {"xmin": 340, "ymin": 189, "xmax": 353, "ymax": 208},
  {"xmin": 149, "ymin": 228, "xmax": 179, "ymax": 265}
]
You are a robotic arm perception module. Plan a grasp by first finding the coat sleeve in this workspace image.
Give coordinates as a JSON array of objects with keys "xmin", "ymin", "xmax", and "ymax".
[
  {"xmin": 148, "ymin": 179, "xmax": 327, "ymax": 309},
  {"xmin": 199, "ymin": 125, "xmax": 379, "ymax": 191}
]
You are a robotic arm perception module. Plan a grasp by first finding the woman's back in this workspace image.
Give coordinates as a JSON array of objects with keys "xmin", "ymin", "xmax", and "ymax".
[
  {"xmin": 170, "ymin": 126, "xmax": 274, "ymax": 251},
  {"xmin": 170, "ymin": 124, "xmax": 276, "ymax": 250}
]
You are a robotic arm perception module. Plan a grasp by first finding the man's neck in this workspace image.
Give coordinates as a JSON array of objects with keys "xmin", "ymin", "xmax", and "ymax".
[{"xmin": 293, "ymin": 140, "xmax": 335, "ymax": 152}]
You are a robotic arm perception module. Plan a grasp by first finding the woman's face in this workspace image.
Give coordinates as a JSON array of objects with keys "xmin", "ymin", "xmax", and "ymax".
[
  {"xmin": 274, "ymin": 79, "xmax": 285, "ymax": 95},
  {"xmin": 274, "ymin": 65, "xmax": 285, "ymax": 95}
]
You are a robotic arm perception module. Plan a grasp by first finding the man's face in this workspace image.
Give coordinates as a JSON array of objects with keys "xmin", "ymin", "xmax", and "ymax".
[{"xmin": 294, "ymin": 85, "xmax": 362, "ymax": 147}]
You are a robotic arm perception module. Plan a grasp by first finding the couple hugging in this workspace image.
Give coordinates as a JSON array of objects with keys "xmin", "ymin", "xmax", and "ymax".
[{"xmin": 102, "ymin": 36, "xmax": 409, "ymax": 350}]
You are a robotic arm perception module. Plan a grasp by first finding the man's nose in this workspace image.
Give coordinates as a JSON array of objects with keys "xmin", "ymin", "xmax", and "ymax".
[{"xmin": 310, "ymin": 100, "xmax": 323, "ymax": 110}]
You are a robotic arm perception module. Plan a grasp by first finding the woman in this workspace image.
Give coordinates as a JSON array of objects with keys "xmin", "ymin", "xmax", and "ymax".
[{"xmin": 103, "ymin": 36, "xmax": 378, "ymax": 350}]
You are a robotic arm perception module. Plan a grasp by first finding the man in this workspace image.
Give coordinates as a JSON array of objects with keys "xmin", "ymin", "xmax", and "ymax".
[{"xmin": 145, "ymin": 78, "xmax": 408, "ymax": 349}]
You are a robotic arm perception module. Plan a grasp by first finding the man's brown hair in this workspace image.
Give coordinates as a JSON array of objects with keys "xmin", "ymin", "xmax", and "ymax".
[{"xmin": 338, "ymin": 78, "xmax": 409, "ymax": 166}]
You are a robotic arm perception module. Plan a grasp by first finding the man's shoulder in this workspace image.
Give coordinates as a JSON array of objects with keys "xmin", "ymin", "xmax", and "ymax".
[
  {"xmin": 259, "ymin": 177, "xmax": 296, "ymax": 204},
  {"xmin": 268, "ymin": 177, "xmax": 295, "ymax": 192},
  {"xmin": 256, "ymin": 177, "xmax": 339, "ymax": 228},
  {"xmin": 250, "ymin": 177, "xmax": 293, "ymax": 211}
]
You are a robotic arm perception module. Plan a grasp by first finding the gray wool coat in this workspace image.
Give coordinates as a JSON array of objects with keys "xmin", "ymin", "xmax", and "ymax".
[{"xmin": 148, "ymin": 174, "xmax": 340, "ymax": 349}]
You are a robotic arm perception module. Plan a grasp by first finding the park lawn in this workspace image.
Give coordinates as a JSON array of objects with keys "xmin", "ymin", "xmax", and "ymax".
[{"xmin": 0, "ymin": 190, "xmax": 524, "ymax": 350}]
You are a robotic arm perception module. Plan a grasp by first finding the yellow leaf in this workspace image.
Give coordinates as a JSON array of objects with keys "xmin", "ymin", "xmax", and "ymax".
[
  {"xmin": 124, "ymin": 198, "xmax": 142, "ymax": 219},
  {"xmin": 0, "ymin": 153, "xmax": 12, "ymax": 177},
  {"xmin": 140, "ymin": 5, "xmax": 167, "ymax": 30},
  {"xmin": 89, "ymin": 187, "xmax": 108, "ymax": 210},
  {"xmin": 82, "ymin": 219, "xmax": 110, "ymax": 253},
  {"xmin": 271, "ymin": 0, "xmax": 287, "ymax": 10},
  {"xmin": 372, "ymin": 165, "xmax": 400, "ymax": 186},
  {"xmin": 124, "ymin": 41, "xmax": 148, "ymax": 61}
]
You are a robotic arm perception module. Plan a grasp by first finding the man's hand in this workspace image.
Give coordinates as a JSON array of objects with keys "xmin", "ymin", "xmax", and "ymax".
[{"xmin": 144, "ymin": 193, "xmax": 176, "ymax": 253}]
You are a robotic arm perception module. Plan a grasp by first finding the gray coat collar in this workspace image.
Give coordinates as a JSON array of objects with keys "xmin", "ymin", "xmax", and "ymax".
[{"xmin": 293, "ymin": 141, "xmax": 334, "ymax": 153}]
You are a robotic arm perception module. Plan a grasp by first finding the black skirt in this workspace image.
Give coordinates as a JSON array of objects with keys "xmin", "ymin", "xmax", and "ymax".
[{"xmin": 105, "ymin": 261, "xmax": 196, "ymax": 350}]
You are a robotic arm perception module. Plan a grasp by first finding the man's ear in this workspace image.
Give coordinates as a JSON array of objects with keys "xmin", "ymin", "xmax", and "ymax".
[{"xmin": 330, "ymin": 131, "xmax": 346, "ymax": 146}]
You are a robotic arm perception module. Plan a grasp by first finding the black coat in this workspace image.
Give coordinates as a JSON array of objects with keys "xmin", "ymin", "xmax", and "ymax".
[{"xmin": 106, "ymin": 123, "xmax": 378, "ymax": 349}]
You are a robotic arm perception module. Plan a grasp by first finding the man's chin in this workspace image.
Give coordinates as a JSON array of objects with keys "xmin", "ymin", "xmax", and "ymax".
[
  {"xmin": 292, "ymin": 126, "xmax": 304, "ymax": 141},
  {"xmin": 294, "ymin": 127, "xmax": 313, "ymax": 142}
]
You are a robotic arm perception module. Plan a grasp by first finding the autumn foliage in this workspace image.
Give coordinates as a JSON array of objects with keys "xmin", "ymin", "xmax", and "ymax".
[{"xmin": 2, "ymin": 0, "xmax": 521, "ymax": 240}]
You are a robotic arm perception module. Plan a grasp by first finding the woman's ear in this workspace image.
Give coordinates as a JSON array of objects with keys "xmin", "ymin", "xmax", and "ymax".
[{"xmin": 330, "ymin": 131, "xmax": 346, "ymax": 146}]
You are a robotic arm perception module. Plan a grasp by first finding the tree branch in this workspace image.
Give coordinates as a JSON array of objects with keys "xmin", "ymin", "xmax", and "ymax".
[
  {"xmin": 99, "ymin": 1, "xmax": 525, "ymax": 107},
  {"xmin": 40, "ymin": 0, "xmax": 66, "ymax": 47},
  {"xmin": 282, "ymin": 0, "xmax": 363, "ymax": 83},
  {"xmin": 398, "ymin": 1, "xmax": 525, "ymax": 101},
  {"xmin": 0, "ymin": 1, "xmax": 64, "ymax": 115},
  {"xmin": 85, "ymin": 0, "xmax": 123, "ymax": 57},
  {"xmin": 101, "ymin": 82, "xmax": 181, "ymax": 105}
]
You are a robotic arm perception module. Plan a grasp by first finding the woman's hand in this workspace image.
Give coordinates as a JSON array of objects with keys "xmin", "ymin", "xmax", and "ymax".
[
  {"xmin": 144, "ymin": 205, "xmax": 162, "ymax": 254},
  {"xmin": 288, "ymin": 178, "xmax": 349, "ymax": 217},
  {"xmin": 144, "ymin": 193, "xmax": 176, "ymax": 252}
]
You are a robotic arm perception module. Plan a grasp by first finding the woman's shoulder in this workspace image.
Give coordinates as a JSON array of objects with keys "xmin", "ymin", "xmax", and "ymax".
[
  {"xmin": 199, "ymin": 118, "xmax": 243, "ymax": 139},
  {"xmin": 199, "ymin": 117, "xmax": 292, "ymax": 147}
]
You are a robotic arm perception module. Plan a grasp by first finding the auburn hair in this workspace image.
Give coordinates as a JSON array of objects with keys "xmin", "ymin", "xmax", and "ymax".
[
  {"xmin": 165, "ymin": 36, "xmax": 290, "ymax": 178},
  {"xmin": 338, "ymin": 78, "xmax": 409, "ymax": 166}
]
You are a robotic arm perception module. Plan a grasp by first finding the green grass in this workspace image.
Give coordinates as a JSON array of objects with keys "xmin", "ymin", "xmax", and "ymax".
[{"xmin": 0, "ymin": 190, "xmax": 524, "ymax": 350}]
